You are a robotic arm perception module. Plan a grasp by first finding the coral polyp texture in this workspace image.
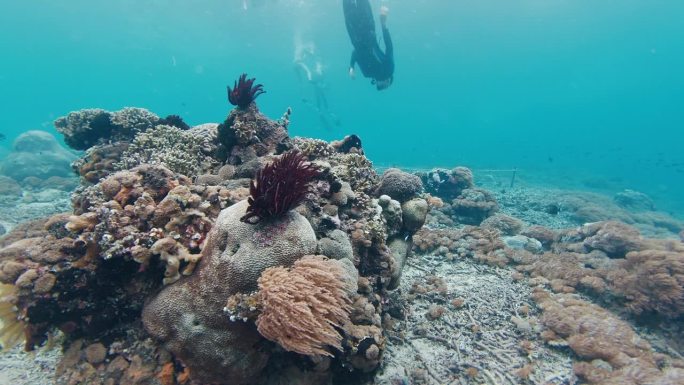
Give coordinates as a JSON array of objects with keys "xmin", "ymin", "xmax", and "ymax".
[
  {"xmin": 241, "ymin": 150, "xmax": 319, "ymax": 223},
  {"xmin": 254, "ymin": 255, "xmax": 357, "ymax": 357},
  {"xmin": 227, "ymin": 73, "xmax": 265, "ymax": 109}
]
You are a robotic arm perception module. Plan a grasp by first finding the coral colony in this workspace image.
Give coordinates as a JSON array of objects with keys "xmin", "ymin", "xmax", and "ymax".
[
  {"xmin": 227, "ymin": 73, "xmax": 265, "ymax": 109},
  {"xmin": 240, "ymin": 151, "xmax": 319, "ymax": 224},
  {"xmin": 1, "ymin": 73, "xmax": 684, "ymax": 385}
]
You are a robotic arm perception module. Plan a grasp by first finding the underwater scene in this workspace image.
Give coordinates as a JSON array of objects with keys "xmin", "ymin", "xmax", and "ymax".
[{"xmin": 1, "ymin": 0, "xmax": 683, "ymax": 384}]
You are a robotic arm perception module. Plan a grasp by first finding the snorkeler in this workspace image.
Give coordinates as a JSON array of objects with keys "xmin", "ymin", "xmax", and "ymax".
[
  {"xmin": 343, "ymin": 0, "xmax": 394, "ymax": 90},
  {"xmin": 293, "ymin": 38, "xmax": 341, "ymax": 130}
]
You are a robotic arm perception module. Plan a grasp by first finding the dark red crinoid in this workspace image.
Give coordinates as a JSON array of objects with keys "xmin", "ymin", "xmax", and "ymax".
[
  {"xmin": 240, "ymin": 151, "xmax": 319, "ymax": 224},
  {"xmin": 227, "ymin": 73, "xmax": 265, "ymax": 108}
]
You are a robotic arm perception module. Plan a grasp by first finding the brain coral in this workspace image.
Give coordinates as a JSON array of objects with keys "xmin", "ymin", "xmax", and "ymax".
[
  {"xmin": 142, "ymin": 199, "xmax": 317, "ymax": 384},
  {"xmin": 375, "ymin": 168, "xmax": 423, "ymax": 202}
]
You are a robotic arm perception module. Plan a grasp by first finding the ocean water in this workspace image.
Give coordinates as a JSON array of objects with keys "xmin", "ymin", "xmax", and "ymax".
[{"xmin": 1, "ymin": 0, "xmax": 683, "ymax": 215}]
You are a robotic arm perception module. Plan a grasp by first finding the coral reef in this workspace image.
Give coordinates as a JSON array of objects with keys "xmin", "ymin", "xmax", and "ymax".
[
  {"xmin": 0, "ymin": 176, "xmax": 22, "ymax": 197},
  {"xmin": 375, "ymin": 168, "xmax": 423, "ymax": 203},
  {"xmin": 419, "ymin": 166, "xmax": 473, "ymax": 200},
  {"xmin": 330, "ymin": 134, "xmax": 364, "ymax": 154},
  {"xmin": 227, "ymin": 73, "xmax": 265, "ymax": 109},
  {"xmin": 115, "ymin": 124, "xmax": 213, "ymax": 177},
  {"xmin": 0, "ymin": 164, "xmax": 241, "ymax": 351},
  {"xmin": 217, "ymin": 103, "xmax": 289, "ymax": 165},
  {"xmin": 72, "ymin": 142, "xmax": 129, "ymax": 184},
  {"xmin": 0, "ymin": 131, "xmax": 76, "ymax": 180},
  {"xmin": 158, "ymin": 114, "xmax": 191, "ymax": 130},
  {"xmin": 1, "ymin": 84, "xmax": 430, "ymax": 383},
  {"xmin": 451, "ymin": 188, "xmax": 499, "ymax": 225},
  {"xmin": 537, "ymin": 291, "xmax": 684, "ymax": 384},
  {"xmin": 55, "ymin": 107, "xmax": 160, "ymax": 150}
]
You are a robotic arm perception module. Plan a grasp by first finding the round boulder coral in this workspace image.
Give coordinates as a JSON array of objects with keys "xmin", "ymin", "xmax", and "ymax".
[
  {"xmin": 142, "ymin": 199, "xmax": 317, "ymax": 384},
  {"xmin": 0, "ymin": 131, "xmax": 76, "ymax": 180},
  {"xmin": 375, "ymin": 168, "xmax": 423, "ymax": 202}
]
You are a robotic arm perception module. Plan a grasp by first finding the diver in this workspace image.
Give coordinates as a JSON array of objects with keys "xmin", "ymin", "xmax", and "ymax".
[
  {"xmin": 343, "ymin": 0, "xmax": 394, "ymax": 90},
  {"xmin": 293, "ymin": 39, "xmax": 341, "ymax": 130}
]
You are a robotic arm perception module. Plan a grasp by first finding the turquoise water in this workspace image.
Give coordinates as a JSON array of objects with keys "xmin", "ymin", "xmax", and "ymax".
[{"xmin": 1, "ymin": 0, "xmax": 683, "ymax": 214}]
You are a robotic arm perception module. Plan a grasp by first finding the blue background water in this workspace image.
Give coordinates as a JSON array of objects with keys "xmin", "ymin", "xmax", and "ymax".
[{"xmin": 1, "ymin": 0, "xmax": 683, "ymax": 215}]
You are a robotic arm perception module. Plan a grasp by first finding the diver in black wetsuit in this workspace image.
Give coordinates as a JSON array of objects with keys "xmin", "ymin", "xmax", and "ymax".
[{"xmin": 343, "ymin": 0, "xmax": 394, "ymax": 90}]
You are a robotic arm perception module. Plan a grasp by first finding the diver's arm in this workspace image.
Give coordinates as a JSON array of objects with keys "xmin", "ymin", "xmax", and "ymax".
[{"xmin": 381, "ymin": 25, "xmax": 393, "ymax": 57}]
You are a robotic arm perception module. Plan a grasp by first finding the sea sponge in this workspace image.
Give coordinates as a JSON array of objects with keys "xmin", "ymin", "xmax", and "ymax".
[{"xmin": 255, "ymin": 255, "xmax": 356, "ymax": 357}]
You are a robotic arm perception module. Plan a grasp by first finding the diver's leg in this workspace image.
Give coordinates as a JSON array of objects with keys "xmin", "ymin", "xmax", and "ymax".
[{"xmin": 343, "ymin": 0, "xmax": 376, "ymax": 48}]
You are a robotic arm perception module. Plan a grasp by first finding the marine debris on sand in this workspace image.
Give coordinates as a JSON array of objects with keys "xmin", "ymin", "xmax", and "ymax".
[{"xmin": 1, "ymin": 77, "xmax": 683, "ymax": 384}]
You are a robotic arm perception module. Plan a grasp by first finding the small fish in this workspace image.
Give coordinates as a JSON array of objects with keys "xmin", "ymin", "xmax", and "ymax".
[{"xmin": 0, "ymin": 133, "xmax": 5, "ymax": 141}]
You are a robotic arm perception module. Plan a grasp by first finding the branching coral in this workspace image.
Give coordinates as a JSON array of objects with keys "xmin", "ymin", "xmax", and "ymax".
[
  {"xmin": 115, "ymin": 125, "xmax": 208, "ymax": 177},
  {"xmin": 228, "ymin": 73, "xmax": 265, "ymax": 109},
  {"xmin": 254, "ymin": 255, "xmax": 355, "ymax": 357},
  {"xmin": 55, "ymin": 107, "xmax": 161, "ymax": 150},
  {"xmin": 241, "ymin": 151, "xmax": 319, "ymax": 224}
]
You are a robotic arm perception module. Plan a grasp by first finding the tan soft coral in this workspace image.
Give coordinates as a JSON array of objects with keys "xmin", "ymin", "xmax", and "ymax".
[
  {"xmin": 0, "ymin": 284, "xmax": 22, "ymax": 350},
  {"xmin": 537, "ymin": 294, "xmax": 657, "ymax": 381},
  {"xmin": 536, "ymin": 291, "xmax": 684, "ymax": 384},
  {"xmin": 606, "ymin": 249, "xmax": 684, "ymax": 318},
  {"xmin": 255, "ymin": 255, "xmax": 356, "ymax": 357}
]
